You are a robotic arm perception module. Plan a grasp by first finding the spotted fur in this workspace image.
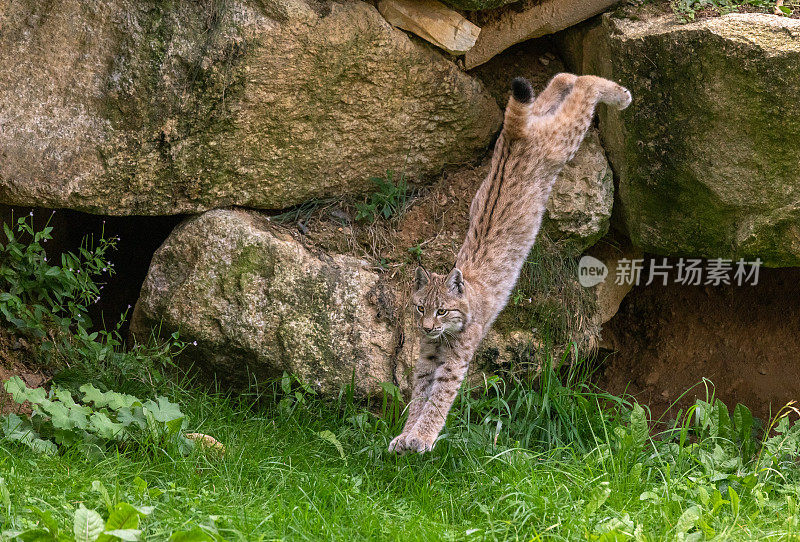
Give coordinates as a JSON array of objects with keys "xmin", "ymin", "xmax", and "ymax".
[{"xmin": 389, "ymin": 74, "xmax": 631, "ymax": 454}]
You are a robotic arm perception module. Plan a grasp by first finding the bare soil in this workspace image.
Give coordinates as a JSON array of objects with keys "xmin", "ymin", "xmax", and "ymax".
[
  {"xmin": 0, "ymin": 327, "xmax": 49, "ymax": 415},
  {"xmin": 600, "ymin": 262, "xmax": 800, "ymax": 423}
]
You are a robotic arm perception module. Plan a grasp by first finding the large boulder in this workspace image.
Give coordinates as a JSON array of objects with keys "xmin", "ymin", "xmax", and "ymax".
[
  {"xmin": 0, "ymin": 0, "xmax": 500, "ymax": 215},
  {"xmin": 131, "ymin": 209, "xmax": 403, "ymax": 395},
  {"xmin": 560, "ymin": 10, "xmax": 800, "ymax": 266},
  {"xmin": 544, "ymin": 129, "xmax": 613, "ymax": 252}
]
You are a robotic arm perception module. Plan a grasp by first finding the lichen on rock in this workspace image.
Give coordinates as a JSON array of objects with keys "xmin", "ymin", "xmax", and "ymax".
[
  {"xmin": 560, "ymin": 10, "xmax": 800, "ymax": 266},
  {"xmin": 0, "ymin": 0, "xmax": 501, "ymax": 215},
  {"xmin": 131, "ymin": 209, "xmax": 403, "ymax": 395}
]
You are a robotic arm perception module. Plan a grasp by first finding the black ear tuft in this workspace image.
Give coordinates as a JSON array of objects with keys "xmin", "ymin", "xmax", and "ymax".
[
  {"xmin": 414, "ymin": 266, "xmax": 430, "ymax": 291},
  {"xmin": 511, "ymin": 77, "xmax": 533, "ymax": 104},
  {"xmin": 446, "ymin": 267, "xmax": 465, "ymax": 295}
]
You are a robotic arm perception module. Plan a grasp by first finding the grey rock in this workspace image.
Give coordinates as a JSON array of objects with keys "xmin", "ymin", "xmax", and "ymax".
[{"xmin": 0, "ymin": 0, "xmax": 500, "ymax": 215}]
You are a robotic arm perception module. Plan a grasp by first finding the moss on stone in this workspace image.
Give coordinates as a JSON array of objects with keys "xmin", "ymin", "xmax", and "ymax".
[{"xmin": 572, "ymin": 11, "xmax": 800, "ymax": 266}]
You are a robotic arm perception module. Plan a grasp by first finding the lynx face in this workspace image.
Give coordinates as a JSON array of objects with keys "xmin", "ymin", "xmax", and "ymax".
[{"xmin": 411, "ymin": 267, "xmax": 470, "ymax": 341}]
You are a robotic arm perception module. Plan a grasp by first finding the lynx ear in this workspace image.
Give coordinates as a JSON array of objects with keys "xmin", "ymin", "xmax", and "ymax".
[
  {"xmin": 414, "ymin": 266, "xmax": 430, "ymax": 291},
  {"xmin": 446, "ymin": 267, "xmax": 465, "ymax": 295}
]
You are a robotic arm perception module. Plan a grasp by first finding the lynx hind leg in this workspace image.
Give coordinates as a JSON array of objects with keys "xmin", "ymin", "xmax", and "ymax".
[
  {"xmin": 531, "ymin": 73, "xmax": 579, "ymax": 116},
  {"xmin": 543, "ymin": 75, "xmax": 630, "ymax": 163}
]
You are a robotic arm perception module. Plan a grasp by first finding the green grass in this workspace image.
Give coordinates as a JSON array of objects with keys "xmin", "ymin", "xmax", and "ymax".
[
  {"xmin": 2, "ymin": 216, "xmax": 800, "ymax": 540},
  {"xmin": 3, "ymin": 363, "xmax": 800, "ymax": 541}
]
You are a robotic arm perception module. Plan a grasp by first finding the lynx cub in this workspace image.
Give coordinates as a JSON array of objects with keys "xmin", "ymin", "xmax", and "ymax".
[{"xmin": 389, "ymin": 74, "xmax": 631, "ymax": 454}]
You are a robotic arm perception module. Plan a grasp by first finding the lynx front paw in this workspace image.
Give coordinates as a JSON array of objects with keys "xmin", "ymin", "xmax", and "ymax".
[
  {"xmin": 404, "ymin": 433, "xmax": 435, "ymax": 454},
  {"xmin": 388, "ymin": 434, "xmax": 407, "ymax": 453},
  {"xmin": 388, "ymin": 431, "xmax": 435, "ymax": 454}
]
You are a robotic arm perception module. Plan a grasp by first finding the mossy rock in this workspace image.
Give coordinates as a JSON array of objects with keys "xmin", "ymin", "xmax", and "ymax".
[
  {"xmin": 561, "ymin": 11, "xmax": 800, "ymax": 266},
  {"xmin": 131, "ymin": 209, "xmax": 403, "ymax": 395},
  {"xmin": 0, "ymin": 0, "xmax": 500, "ymax": 215}
]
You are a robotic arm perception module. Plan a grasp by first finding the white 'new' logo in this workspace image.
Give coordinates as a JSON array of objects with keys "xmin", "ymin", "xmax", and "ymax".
[{"xmin": 578, "ymin": 255, "xmax": 608, "ymax": 287}]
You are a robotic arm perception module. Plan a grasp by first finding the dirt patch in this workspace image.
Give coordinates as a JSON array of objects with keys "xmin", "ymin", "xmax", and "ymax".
[
  {"xmin": 600, "ymin": 261, "xmax": 800, "ymax": 423},
  {"xmin": 273, "ymin": 162, "xmax": 483, "ymax": 276},
  {"xmin": 0, "ymin": 327, "xmax": 49, "ymax": 415}
]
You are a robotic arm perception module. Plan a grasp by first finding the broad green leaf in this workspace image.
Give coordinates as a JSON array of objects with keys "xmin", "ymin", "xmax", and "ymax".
[
  {"xmin": 40, "ymin": 401, "xmax": 74, "ymax": 429},
  {"xmin": 167, "ymin": 527, "xmax": 215, "ymax": 542},
  {"xmin": 317, "ymin": 430, "xmax": 346, "ymax": 462},
  {"xmin": 132, "ymin": 477, "xmax": 148, "ymax": 499},
  {"xmin": 54, "ymin": 388, "xmax": 91, "ymax": 414},
  {"xmin": 1, "ymin": 413, "xmax": 29, "ymax": 439},
  {"xmin": 696, "ymin": 486, "xmax": 710, "ymax": 507},
  {"xmin": 630, "ymin": 404, "xmax": 648, "ymax": 451},
  {"xmin": 5, "ymin": 376, "xmax": 47, "ymax": 405},
  {"xmin": 694, "ymin": 401, "xmax": 710, "ymax": 433},
  {"xmin": 281, "ymin": 373, "xmax": 291, "ymax": 394},
  {"xmin": 104, "ymin": 503, "xmax": 141, "ymax": 531},
  {"xmin": 714, "ymin": 399, "xmax": 732, "ymax": 440},
  {"xmin": 0, "ymin": 477, "xmax": 11, "ymax": 509},
  {"xmin": 14, "ymin": 528, "xmax": 56, "ymax": 541},
  {"xmin": 30, "ymin": 506, "xmax": 59, "ymax": 537},
  {"xmin": 80, "ymin": 385, "xmax": 140, "ymax": 410},
  {"xmin": 74, "ymin": 506, "xmax": 104, "ymax": 542},
  {"xmin": 728, "ymin": 486, "xmax": 740, "ymax": 517},
  {"xmin": 143, "ymin": 397, "xmax": 185, "ymax": 436},
  {"xmin": 675, "ymin": 505, "xmax": 701, "ymax": 534},
  {"xmin": 102, "ymin": 529, "xmax": 141, "ymax": 541},
  {"xmin": 584, "ymin": 481, "xmax": 611, "ymax": 518},
  {"xmin": 89, "ymin": 412, "xmax": 125, "ymax": 440},
  {"xmin": 698, "ymin": 515, "xmax": 716, "ymax": 538},
  {"xmin": 116, "ymin": 407, "xmax": 147, "ymax": 430},
  {"xmin": 710, "ymin": 489, "xmax": 727, "ymax": 515},
  {"xmin": 133, "ymin": 505, "xmax": 154, "ymax": 516},
  {"xmin": 143, "ymin": 397, "xmax": 185, "ymax": 424},
  {"xmin": 92, "ymin": 481, "xmax": 113, "ymax": 511},
  {"xmin": 1, "ymin": 414, "xmax": 57, "ymax": 455},
  {"xmin": 79, "ymin": 384, "xmax": 110, "ymax": 407},
  {"xmin": 733, "ymin": 404, "xmax": 753, "ymax": 441},
  {"xmin": 29, "ymin": 437, "xmax": 58, "ymax": 455}
]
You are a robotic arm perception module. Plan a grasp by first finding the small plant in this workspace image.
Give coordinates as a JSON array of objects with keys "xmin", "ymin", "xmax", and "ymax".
[
  {"xmin": 407, "ymin": 243, "xmax": 423, "ymax": 261},
  {"xmin": 510, "ymin": 289, "xmax": 528, "ymax": 306},
  {"xmin": 354, "ymin": 170, "xmax": 409, "ymax": 223},
  {"xmin": 276, "ymin": 372, "xmax": 317, "ymax": 418},
  {"xmin": 3, "ymin": 499, "xmax": 153, "ymax": 542},
  {"xmin": 670, "ymin": 0, "xmax": 797, "ymax": 21},
  {"xmin": 0, "ymin": 376, "xmax": 191, "ymax": 456},
  {"xmin": 0, "ymin": 215, "xmax": 185, "ymax": 393},
  {"xmin": 0, "ymin": 213, "xmax": 116, "ymax": 337}
]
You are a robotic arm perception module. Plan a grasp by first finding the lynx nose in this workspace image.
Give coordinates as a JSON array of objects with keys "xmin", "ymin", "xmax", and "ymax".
[{"xmin": 422, "ymin": 325, "xmax": 434, "ymax": 333}]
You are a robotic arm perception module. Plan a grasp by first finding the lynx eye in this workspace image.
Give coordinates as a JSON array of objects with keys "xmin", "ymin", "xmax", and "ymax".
[
  {"xmin": 436, "ymin": 309, "xmax": 448, "ymax": 316},
  {"xmin": 417, "ymin": 305, "xmax": 425, "ymax": 313}
]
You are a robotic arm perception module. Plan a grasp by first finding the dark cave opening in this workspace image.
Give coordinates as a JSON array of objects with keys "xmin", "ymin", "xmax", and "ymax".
[{"xmin": 0, "ymin": 205, "xmax": 185, "ymax": 338}]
